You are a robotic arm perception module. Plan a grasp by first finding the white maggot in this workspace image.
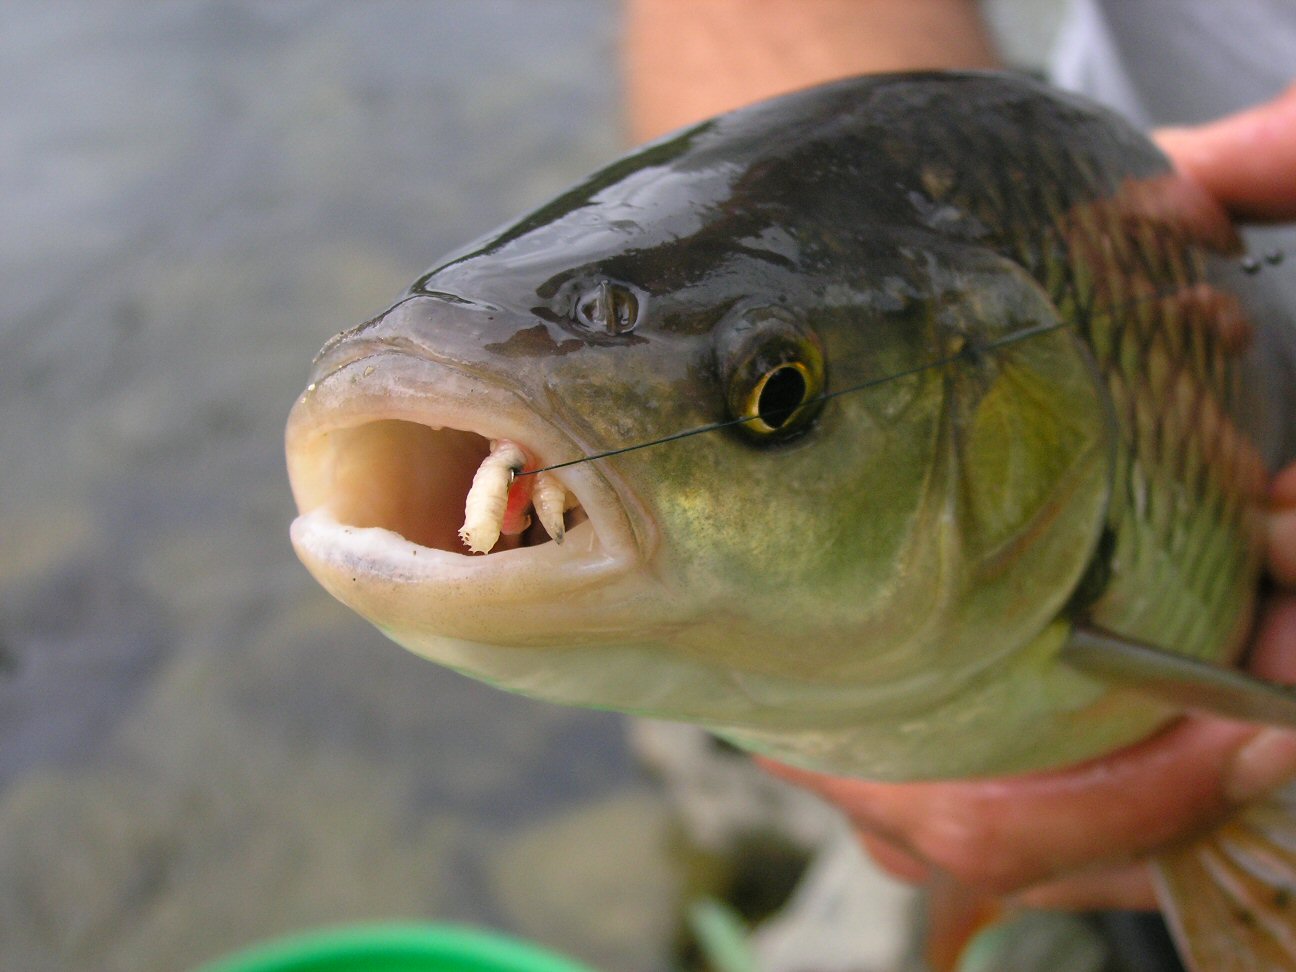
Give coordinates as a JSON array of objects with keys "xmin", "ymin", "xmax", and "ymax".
[
  {"xmin": 532, "ymin": 471, "xmax": 572, "ymax": 544},
  {"xmin": 459, "ymin": 440, "xmax": 527, "ymax": 554}
]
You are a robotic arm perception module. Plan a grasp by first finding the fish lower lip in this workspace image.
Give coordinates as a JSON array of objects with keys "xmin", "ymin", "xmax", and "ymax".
[
  {"xmin": 288, "ymin": 496, "xmax": 636, "ymax": 648},
  {"xmin": 290, "ymin": 505, "xmax": 611, "ymax": 594}
]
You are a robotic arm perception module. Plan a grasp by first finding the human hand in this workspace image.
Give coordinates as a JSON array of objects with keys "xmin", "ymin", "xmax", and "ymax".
[
  {"xmin": 766, "ymin": 520, "xmax": 1296, "ymax": 910},
  {"xmin": 766, "ymin": 87, "xmax": 1296, "ymax": 912},
  {"xmin": 765, "ymin": 589, "xmax": 1296, "ymax": 911}
]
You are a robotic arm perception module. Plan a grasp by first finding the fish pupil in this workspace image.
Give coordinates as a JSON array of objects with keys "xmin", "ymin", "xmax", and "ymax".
[{"xmin": 756, "ymin": 365, "xmax": 808, "ymax": 429}]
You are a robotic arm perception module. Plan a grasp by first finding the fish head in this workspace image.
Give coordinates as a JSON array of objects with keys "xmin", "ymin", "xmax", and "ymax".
[{"xmin": 286, "ymin": 90, "xmax": 1114, "ymax": 755}]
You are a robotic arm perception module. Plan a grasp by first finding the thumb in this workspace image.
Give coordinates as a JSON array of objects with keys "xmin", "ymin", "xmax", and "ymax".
[{"xmin": 1155, "ymin": 83, "xmax": 1296, "ymax": 223}]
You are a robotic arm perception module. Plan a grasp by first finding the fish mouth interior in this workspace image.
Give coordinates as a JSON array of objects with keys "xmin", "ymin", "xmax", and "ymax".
[{"xmin": 299, "ymin": 419, "xmax": 590, "ymax": 554}]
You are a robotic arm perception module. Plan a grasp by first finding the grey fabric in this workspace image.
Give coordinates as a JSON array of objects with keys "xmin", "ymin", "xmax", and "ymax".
[{"xmin": 1051, "ymin": 0, "xmax": 1296, "ymax": 125}]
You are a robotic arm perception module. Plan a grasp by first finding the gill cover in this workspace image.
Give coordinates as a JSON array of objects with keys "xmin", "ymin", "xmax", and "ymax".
[{"xmin": 702, "ymin": 246, "xmax": 1118, "ymax": 777}]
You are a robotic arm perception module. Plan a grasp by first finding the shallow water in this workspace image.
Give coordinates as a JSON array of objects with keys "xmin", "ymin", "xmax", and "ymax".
[{"xmin": 0, "ymin": 4, "xmax": 683, "ymax": 970}]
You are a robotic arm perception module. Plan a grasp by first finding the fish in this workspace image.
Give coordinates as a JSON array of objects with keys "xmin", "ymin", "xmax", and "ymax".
[{"xmin": 286, "ymin": 72, "xmax": 1296, "ymax": 969}]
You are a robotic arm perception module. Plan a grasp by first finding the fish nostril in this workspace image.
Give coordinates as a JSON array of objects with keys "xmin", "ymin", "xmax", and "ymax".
[{"xmin": 574, "ymin": 280, "xmax": 639, "ymax": 335}]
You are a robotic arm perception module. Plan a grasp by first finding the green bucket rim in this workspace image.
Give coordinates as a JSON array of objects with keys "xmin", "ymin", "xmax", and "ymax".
[{"xmin": 192, "ymin": 923, "xmax": 598, "ymax": 972}]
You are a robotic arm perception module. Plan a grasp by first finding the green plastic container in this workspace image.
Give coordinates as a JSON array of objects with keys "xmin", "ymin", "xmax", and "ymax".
[{"xmin": 193, "ymin": 924, "xmax": 598, "ymax": 972}]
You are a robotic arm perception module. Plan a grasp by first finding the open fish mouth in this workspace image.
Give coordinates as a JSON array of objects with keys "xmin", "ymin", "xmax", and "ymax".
[
  {"xmin": 285, "ymin": 349, "xmax": 643, "ymax": 644},
  {"xmin": 295, "ymin": 424, "xmax": 592, "ymax": 554}
]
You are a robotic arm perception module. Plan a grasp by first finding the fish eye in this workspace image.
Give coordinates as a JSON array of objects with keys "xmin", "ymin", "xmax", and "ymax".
[
  {"xmin": 574, "ymin": 280, "xmax": 639, "ymax": 335},
  {"xmin": 718, "ymin": 308, "xmax": 825, "ymax": 442},
  {"xmin": 746, "ymin": 362, "xmax": 814, "ymax": 432}
]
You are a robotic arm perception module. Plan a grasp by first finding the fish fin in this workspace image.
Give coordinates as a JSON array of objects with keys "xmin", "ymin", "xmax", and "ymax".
[
  {"xmin": 1061, "ymin": 627, "xmax": 1296, "ymax": 729},
  {"xmin": 1152, "ymin": 782, "xmax": 1296, "ymax": 971}
]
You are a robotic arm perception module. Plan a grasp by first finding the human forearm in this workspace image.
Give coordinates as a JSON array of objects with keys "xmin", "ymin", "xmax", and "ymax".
[{"xmin": 624, "ymin": 0, "xmax": 999, "ymax": 142}]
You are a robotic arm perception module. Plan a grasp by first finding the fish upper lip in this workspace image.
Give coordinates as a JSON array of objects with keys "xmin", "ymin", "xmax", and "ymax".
[{"xmin": 286, "ymin": 347, "xmax": 644, "ymax": 604}]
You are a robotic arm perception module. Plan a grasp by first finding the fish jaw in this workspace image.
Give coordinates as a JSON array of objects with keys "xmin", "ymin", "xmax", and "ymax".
[{"xmin": 285, "ymin": 349, "xmax": 655, "ymax": 655}]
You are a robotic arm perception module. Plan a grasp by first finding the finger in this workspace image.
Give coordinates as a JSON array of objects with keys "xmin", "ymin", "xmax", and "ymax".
[
  {"xmin": 1225, "ymin": 595, "xmax": 1296, "ymax": 799},
  {"xmin": 1245, "ymin": 593, "xmax": 1296, "ymax": 680},
  {"xmin": 858, "ymin": 831, "xmax": 933, "ymax": 884},
  {"xmin": 1268, "ymin": 466, "xmax": 1296, "ymax": 587},
  {"xmin": 765, "ymin": 717, "xmax": 1265, "ymax": 894},
  {"xmin": 1014, "ymin": 861, "xmax": 1158, "ymax": 911},
  {"xmin": 770, "ymin": 723, "xmax": 1230, "ymax": 894},
  {"xmin": 762, "ymin": 597, "xmax": 1296, "ymax": 897},
  {"xmin": 1155, "ymin": 83, "xmax": 1296, "ymax": 222},
  {"xmin": 1271, "ymin": 464, "xmax": 1296, "ymax": 508}
]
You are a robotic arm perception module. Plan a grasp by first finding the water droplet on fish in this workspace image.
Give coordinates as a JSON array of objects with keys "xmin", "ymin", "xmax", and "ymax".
[
  {"xmin": 576, "ymin": 280, "xmax": 639, "ymax": 335},
  {"xmin": 1241, "ymin": 255, "xmax": 1262, "ymax": 275},
  {"xmin": 1266, "ymin": 249, "xmax": 1285, "ymax": 266}
]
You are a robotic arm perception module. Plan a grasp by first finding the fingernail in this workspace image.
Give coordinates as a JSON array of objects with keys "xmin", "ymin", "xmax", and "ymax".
[{"xmin": 1224, "ymin": 728, "xmax": 1296, "ymax": 803}]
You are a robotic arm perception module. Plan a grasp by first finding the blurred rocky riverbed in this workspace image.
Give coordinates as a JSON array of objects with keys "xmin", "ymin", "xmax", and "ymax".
[{"xmin": 0, "ymin": 4, "xmax": 695, "ymax": 969}]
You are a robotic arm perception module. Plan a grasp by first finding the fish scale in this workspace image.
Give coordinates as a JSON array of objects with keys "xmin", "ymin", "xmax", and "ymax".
[
  {"xmin": 1073, "ymin": 214, "xmax": 1260, "ymax": 663},
  {"xmin": 892, "ymin": 106, "xmax": 1265, "ymax": 669}
]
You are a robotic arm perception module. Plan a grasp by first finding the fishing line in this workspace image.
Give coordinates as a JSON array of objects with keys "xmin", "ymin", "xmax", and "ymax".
[{"xmin": 516, "ymin": 246, "xmax": 1292, "ymax": 478}]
